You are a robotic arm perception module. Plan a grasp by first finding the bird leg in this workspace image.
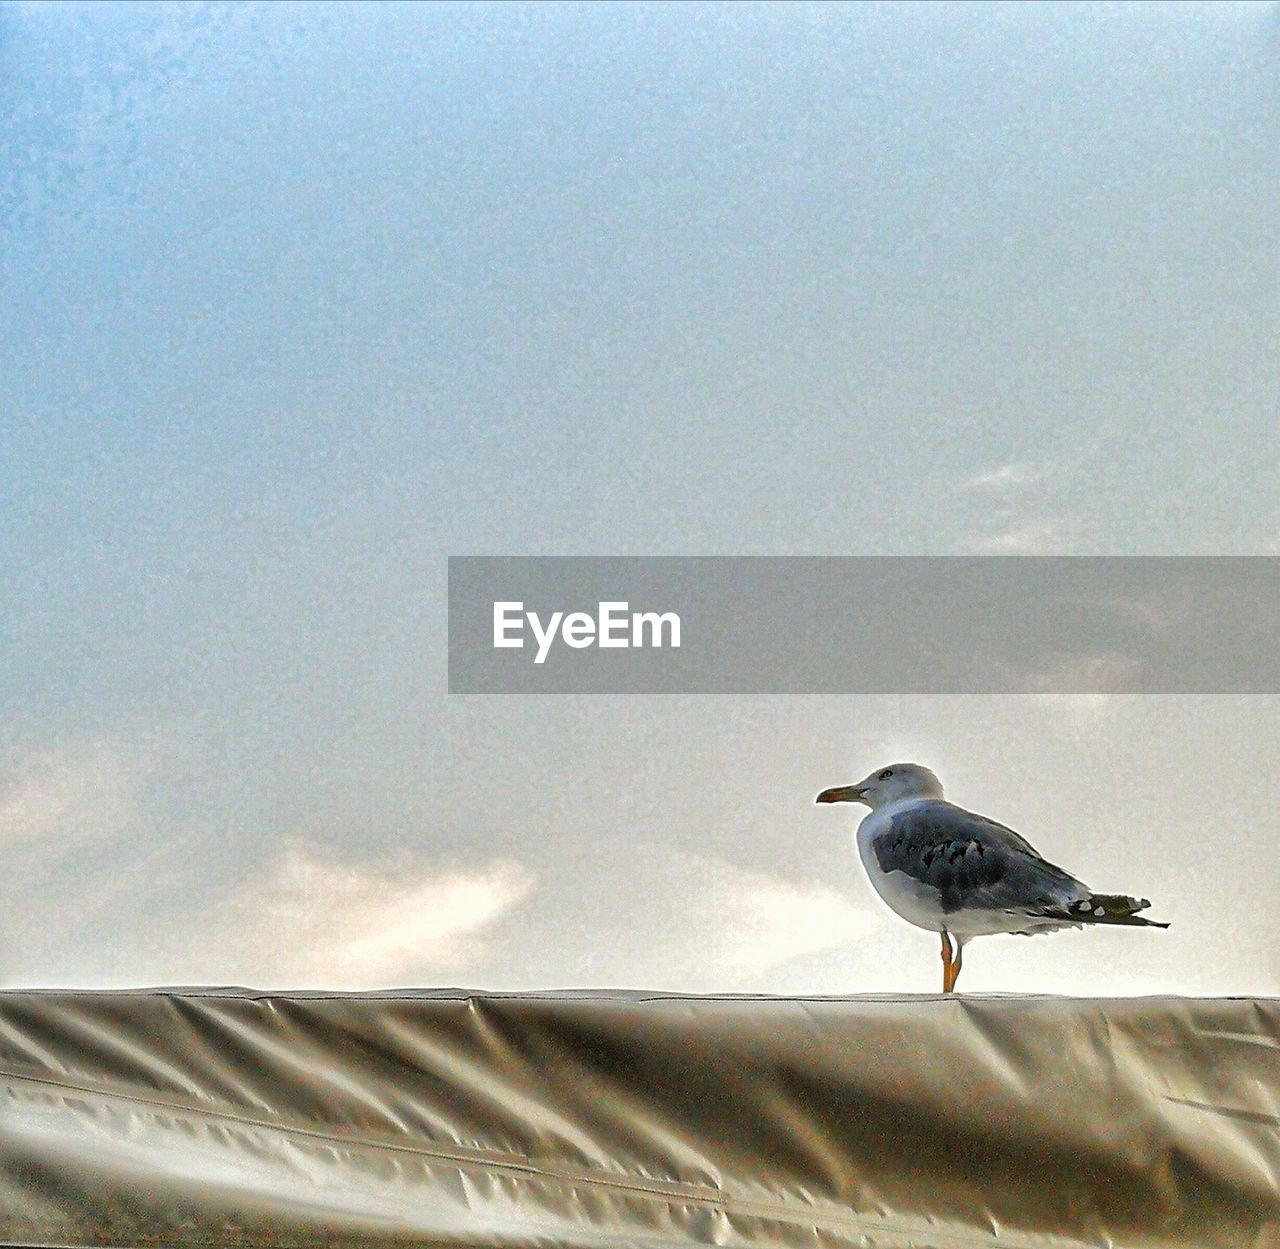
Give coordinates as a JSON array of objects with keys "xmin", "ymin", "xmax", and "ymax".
[
  {"xmin": 947, "ymin": 939, "xmax": 964, "ymax": 993},
  {"xmin": 939, "ymin": 931, "xmax": 955, "ymax": 993}
]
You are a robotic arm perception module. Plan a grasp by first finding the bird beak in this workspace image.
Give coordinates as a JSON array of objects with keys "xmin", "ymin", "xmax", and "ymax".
[{"xmin": 815, "ymin": 784, "xmax": 866, "ymax": 804}]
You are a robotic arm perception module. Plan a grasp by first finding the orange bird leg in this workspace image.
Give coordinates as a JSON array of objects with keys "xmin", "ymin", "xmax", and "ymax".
[
  {"xmin": 939, "ymin": 931, "xmax": 955, "ymax": 993},
  {"xmin": 946, "ymin": 940, "xmax": 964, "ymax": 993}
]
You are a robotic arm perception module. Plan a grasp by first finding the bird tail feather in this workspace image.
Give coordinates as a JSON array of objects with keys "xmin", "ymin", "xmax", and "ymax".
[{"xmin": 1069, "ymin": 893, "xmax": 1170, "ymax": 928}]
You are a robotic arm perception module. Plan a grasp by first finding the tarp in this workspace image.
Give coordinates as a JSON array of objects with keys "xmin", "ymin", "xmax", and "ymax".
[{"xmin": 1, "ymin": 989, "xmax": 1277, "ymax": 1248}]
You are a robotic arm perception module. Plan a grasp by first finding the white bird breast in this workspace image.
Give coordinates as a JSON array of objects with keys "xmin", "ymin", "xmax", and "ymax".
[{"xmin": 854, "ymin": 807, "xmax": 950, "ymax": 933}]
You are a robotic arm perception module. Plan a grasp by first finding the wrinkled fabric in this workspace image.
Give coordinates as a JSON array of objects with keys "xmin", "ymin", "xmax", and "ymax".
[{"xmin": 1, "ymin": 989, "xmax": 1277, "ymax": 1247}]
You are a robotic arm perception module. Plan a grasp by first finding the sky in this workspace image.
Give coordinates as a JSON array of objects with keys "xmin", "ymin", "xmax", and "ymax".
[{"xmin": 2, "ymin": 0, "xmax": 1279, "ymax": 995}]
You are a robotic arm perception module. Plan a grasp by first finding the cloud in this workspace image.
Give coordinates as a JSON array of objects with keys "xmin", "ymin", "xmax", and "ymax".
[
  {"xmin": 708, "ymin": 868, "xmax": 876, "ymax": 980},
  {"xmin": 967, "ymin": 517, "xmax": 1073, "ymax": 554},
  {"xmin": 981, "ymin": 649, "xmax": 1142, "ymax": 729},
  {"xmin": 0, "ymin": 738, "xmax": 171, "ymax": 986},
  {"xmin": 0, "ymin": 737, "xmax": 536, "ymax": 988},
  {"xmin": 0, "ymin": 741, "xmax": 140, "ymax": 867},
  {"xmin": 1002, "ymin": 649, "xmax": 1143, "ymax": 697},
  {"xmin": 202, "ymin": 845, "xmax": 536, "ymax": 987},
  {"xmin": 959, "ymin": 461, "xmax": 1045, "ymax": 494},
  {"xmin": 526, "ymin": 838, "xmax": 877, "ymax": 990},
  {"xmin": 955, "ymin": 460, "xmax": 1084, "ymax": 555}
]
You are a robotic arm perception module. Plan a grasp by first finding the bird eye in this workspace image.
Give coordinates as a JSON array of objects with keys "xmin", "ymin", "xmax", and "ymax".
[{"xmin": 879, "ymin": 769, "xmax": 894, "ymax": 780}]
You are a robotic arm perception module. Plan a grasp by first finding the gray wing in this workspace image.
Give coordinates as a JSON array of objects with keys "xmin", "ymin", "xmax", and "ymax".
[{"xmin": 874, "ymin": 800, "xmax": 1087, "ymax": 917}]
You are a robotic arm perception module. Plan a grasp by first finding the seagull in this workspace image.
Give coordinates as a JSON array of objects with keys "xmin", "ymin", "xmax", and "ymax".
[{"xmin": 815, "ymin": 763, "xmax": 1168, "ymax": 992}]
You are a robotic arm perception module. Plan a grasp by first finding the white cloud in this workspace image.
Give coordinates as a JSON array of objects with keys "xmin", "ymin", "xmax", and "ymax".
[
  {"xmin": 0, "ymin": 741, "xmax": 537, "ymax": 988},
  {"xmin": 0, "ymin": 741, "xmax": 140, "ymax": 864},
  {"xmin": 1025, "ymin": 692, "xmax": 1121, "ymax": 731},
  {"xmin": 1007, "ymin": 650, "xmax": 1142, "ymax": 697},
  {"xmin": 959, "ymin": 461, "xmax": 1045, "ymax": 494},
  {"xmin": 710, "ymin": 869, "xmax": 876, "ymax": 979},
  {"xmin": 569, "ymin": 841, "xmax": 877, "ymax": 988},
  {"xmin": 204, "ymin": 845, "xmax": 536, "ymax": 986},
  {"xmin": 955, "ymin": 460, "xmax": 1085, "ymax": 555},
  {"xmin": 967, "ymin": 517, "xmax": 1072, "ymax": 555},
  {"xmin": 983, "ymin": 650, "xmax": 1141, "ymax": 729}
]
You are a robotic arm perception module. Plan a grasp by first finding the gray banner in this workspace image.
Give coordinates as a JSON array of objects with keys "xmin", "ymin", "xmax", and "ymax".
[{"xmin": 447, "ymin": 556, "xmax": 1280, "ymax": 694}]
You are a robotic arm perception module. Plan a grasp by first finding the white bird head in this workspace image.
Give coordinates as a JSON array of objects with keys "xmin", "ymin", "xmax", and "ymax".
[{"xmin": 815, "ymin": 762, "xmax": 944, "ymax": 810}]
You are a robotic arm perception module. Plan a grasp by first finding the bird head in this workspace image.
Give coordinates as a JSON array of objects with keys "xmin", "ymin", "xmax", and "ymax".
[{"xmin": 815, "ymin": 763, "xmax": 944, "ymax": 810}]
